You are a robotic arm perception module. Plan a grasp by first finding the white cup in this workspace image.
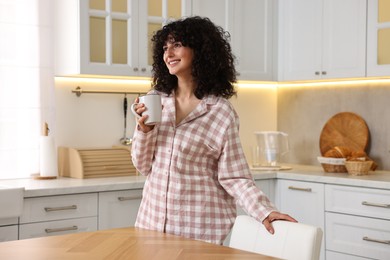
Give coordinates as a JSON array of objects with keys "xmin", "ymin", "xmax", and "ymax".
[{"xmin": 130, "ymin": 94, "xmax": 162, "ymax": 125}]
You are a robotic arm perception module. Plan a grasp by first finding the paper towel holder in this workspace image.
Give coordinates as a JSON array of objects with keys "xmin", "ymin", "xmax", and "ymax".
[{"xmin": 31, "ymin": 122, "xmax": 58, "ymax": 180}]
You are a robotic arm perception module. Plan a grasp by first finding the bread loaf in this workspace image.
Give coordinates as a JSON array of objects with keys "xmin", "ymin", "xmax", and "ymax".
[{"xmin": 324, "ymin": 146, "xmax": 352, "ymax": 158}]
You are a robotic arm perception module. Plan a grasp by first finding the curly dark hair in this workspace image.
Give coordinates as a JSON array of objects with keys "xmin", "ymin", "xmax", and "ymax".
[{"xmin": 151, "ymin": 16, "xmax": 237, "ymax": 99}]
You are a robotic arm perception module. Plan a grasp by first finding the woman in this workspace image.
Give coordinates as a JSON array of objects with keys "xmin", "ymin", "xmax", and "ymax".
[{"xmin": 131, "ymin": 16, "xmax": 296, "ymax": 245}]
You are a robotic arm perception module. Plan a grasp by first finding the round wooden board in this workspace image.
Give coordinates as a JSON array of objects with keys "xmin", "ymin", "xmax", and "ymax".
[{"xmin": 319, "ymin": 112, "xmax": 369, "ymax": 155}]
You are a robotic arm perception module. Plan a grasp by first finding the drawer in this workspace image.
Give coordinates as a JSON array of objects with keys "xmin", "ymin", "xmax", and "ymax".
[
  {"xmin": 20, "ymin": 193, "xmax": 98, "ymax": 223},
  {"xmin": 19, "ymin": 216, "xmax": 97, "ymax": 239},
  {"xmin": 327, "ymin": 250, "xmax": 371, "ymax": 260},
  {"xmin": 0, "ymin": 217, "xmax": 18, "ymax": 226},
  {"xmin": 0, "ymin": 225, "xmax": 18, "ymax": 242},
  {"xmin": 98, "ymin": 189, "xmax": 142, "ymax": 230},
  {"xmin": 326, "ymin": 212, "xmax": 390, "ymax": 260},
  {"xmin": 325, "ymin": 185, "xmax": 390, "ymax": 220}
]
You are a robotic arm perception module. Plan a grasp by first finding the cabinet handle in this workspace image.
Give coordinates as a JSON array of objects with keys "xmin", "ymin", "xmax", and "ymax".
[
  {"xmin": 315, "ymin": 71, "xmax": 320, "ymax": 75},
  {"xmin": 288, "ymin": 186, "xmax": 312, "ymax": 192},
  {"xmin": 362, "ymin": 201, "xmax": 390, "ymax": 208},
  {"xmin": 45, "ymin": 226, "xmax": 78, "ymax": 233},
  {"xmin": 44, "ymin": 205, "xmax": 77, "ymax": 212},
  {"xmin": 363, "ymin": 236, "xmax": 390, "ymax": 245},
  {"xmin": 118, "ymin": 195, "xmax": 142, "ymax": 201},
  {"xmin": 321, "ymin": 71, "xmax": 327, "ymax": 75},
  {"xmin": 133, "ymin": 67, "xmax": 139, "ymax": 72},
  {"xmin": 141, "ymin": 68, "xmax": 146, "ymax": 72}
]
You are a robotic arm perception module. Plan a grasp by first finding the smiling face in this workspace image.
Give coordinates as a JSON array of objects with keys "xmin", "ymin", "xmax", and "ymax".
[{"xmin": 163, "ymin": 37, "xmax": 194, "ymax": 79}]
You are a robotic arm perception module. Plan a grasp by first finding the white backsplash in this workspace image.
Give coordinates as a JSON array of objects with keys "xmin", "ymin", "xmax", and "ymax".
[{"xmin": 278, "ymin": 80, "xmax": 390, "ymax": 170}]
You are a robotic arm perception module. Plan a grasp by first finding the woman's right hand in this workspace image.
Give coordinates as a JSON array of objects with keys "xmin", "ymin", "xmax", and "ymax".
[{"xmin": 132, "ymin": 97, "xmax": 154, "ymax": 133}]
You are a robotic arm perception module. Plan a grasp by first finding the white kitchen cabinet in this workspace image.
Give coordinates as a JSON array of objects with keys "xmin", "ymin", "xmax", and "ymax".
[
  {"xmin": 98, "ymin": 189, "xmax": 142, "ymax": 230},
  {"xmin": 223, "ymin": 178, "xmax": 276, "ymax": 246},
  {"xmin": 19, "ymin": 217, "xmax": 97, "ymax": 240},
  {"xmin": 19, "ymin": 193, "xmax": 98, "ymax": 239},
  {"xmin": 55, "ymin": 0, "xmax": 191, "ymax": 78},
  {"xmin": 367, "ymin": 0, "xmax": 390, "ymax": 76},
  {"xmin": 277, "ymin": 179, "xmax": 325, "ymax": 260},
  {"xmin": 326, "ymin": 251, "xmax": 370, "ymax": 260},
  {"xmin": 191, "ymin": 0, "xmax": 275, "ymax": 81},
  {"xmin": 255, "ymin": 179, "xmax": 276, "ymax": 203},
  {"xmin": 278, "ymin": 0, "xmax": 367, "ymax": 81},
  {"xmin": 0, "ymin": 225, "xmax": 18, "ymax": 242},
  {"xmin": 325, "ymin": 185, "xmax": 390, "ymax": 260},
  {"xmin": 0, "ymin": 217, "xmax": 19, "ymax": 242}
]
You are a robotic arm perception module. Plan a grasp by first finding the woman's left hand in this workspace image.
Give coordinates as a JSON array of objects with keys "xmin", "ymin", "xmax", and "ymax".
[{"xmin": 262, "ymin": 211, "xmax": 298, "ymax": 234}]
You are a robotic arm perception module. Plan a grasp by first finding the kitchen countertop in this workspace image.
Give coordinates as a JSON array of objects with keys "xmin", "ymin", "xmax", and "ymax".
[{"xmin": 1, "ymin": 164, "xmax": 389, "ymax": 197}]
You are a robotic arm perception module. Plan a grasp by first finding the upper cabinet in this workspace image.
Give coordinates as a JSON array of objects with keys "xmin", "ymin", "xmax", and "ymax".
[
  {"xmin": 54, "ymin": 0, "xmax": 191, "ymax": 78},
  {"xmin": 191, "ymin": 0, "xmax": 275, "ymax": 81},
  {"xmin": 367, "ymin": 0, "xmax": 390, "ymax": 76},
  {"xmin": 278, "ymin": 0, "xmax": 367, "ymax": 81}
]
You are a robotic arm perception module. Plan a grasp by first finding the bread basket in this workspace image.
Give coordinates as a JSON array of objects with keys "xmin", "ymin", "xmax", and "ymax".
[
  {"xmin": 317, "ymin": 156, "xmax": 347, "ymax": 173},
  {"xmin": 345, "ymin": 160, "xmax": 373, "ymax": 176}
]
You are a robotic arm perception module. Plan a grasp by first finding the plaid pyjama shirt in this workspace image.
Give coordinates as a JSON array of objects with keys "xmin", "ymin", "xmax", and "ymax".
[{"xmin": 131, "ymin": 91, "xmax": 276, "ymax": 244}]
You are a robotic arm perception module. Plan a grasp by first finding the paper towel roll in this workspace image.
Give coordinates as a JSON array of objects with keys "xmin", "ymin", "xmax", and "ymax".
[{"xmin": 40, "ymin": 136, "xmax": 58, "ymax": 177}]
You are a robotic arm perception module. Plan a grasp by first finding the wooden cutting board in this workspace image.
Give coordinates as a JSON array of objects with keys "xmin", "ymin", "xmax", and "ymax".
[{"xmin": 319, "ymin": 112, "xmax": 369, "ymax": 155}]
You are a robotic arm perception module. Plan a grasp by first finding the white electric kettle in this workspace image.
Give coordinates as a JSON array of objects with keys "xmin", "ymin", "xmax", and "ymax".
[{"xmin": 253, "ymin": 131, "xmax": 289, "ymax": 167}]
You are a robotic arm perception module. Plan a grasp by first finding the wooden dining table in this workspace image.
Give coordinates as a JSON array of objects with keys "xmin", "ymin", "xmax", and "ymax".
[{"xmin": 0, "ymin": 227, "xmax": 279, "ymax": 259}]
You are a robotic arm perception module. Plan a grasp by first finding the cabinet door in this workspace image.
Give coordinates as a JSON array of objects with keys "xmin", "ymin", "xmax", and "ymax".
[
  {"xmin": 84, "ymin": 0, "xmax": 143, "ymax": 76},
  {"xmin": 321, "ymin": 0, "xmax": 366, "ymax": 79},
  {"xmin": 139, "ymin": 0, "xmax": 190, "ymax": 77},
  {"xmin": 367, "ymin": 0, "xmax": 390, "ymax": 76},
  {"xmin": 279, "ymin": 0, "xmax": 366, "ymax": 81},
  {"xmin": 0, "ymin": 226, "xmax": 18, "ymax": 242},
  {"xmin": 255, "ymin": 179, "xmax": 275, "ymax": 203},
  {"xmin": 278, "ymin": 0, "xmax": 323, "ymax": 81},
  {"xmin": 232, "ymin": 0, "xmax": 274, "ymax": 80},
  {"xmin": 19, "ymin": 217, "xmax": 98, "ymax": 240},
  {"xmin": 191, "ymin": 0, "xmax": 273, "ymax": 80},
  {"xmin": 98, "ymin": 189, "xmax": 142, "ymax": 230},
  {"xmin": 191, "ymin": 0, "xmax": 232, "ymax": 31},
  {"xmin": 55, "ymin": 0, "xmax": 140, "ymax": 77},
  {"xmin": 277, "ymin": 179, "xmax": 325, "ymax": 260},
  {"xmin": 20, "ymin": 193, "xmax": 98, "ymax": 224},
  {"xmin": 326, "ymin": 212, "xmax": 390, "ymax": 260}
]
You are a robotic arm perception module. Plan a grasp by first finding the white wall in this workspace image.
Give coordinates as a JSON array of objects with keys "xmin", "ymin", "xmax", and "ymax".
[{"xmin": 55, "ymin": 79, "xmax": 278, "ymax": 166}]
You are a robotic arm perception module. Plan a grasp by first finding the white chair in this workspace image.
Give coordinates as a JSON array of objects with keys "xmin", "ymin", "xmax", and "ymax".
[{"xmin": 229, "ymin": 215, "xmax": 323, "ymax": 260}]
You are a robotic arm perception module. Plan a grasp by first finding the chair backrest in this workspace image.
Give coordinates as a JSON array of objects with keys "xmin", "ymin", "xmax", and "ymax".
[{"xmin": 229, "ymin": 215, "xmax": 323, "ymax": 260}]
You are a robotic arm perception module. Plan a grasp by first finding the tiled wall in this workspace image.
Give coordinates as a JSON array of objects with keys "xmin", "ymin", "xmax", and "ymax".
[{"xmin": 277, "ymin": 80, "xmax": 390, "ymax": 170}]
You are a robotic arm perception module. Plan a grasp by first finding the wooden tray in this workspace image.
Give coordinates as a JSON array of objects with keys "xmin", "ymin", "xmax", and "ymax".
[{"xmin": 319, "ymin": 112, "xmax": 369, "ymax": 155}]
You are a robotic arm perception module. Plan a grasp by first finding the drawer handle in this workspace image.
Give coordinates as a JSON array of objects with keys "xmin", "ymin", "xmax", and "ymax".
[
  {"xmin": 363, "ymin": 236, "xmax": 390, "ymax": 245},
  {"xmin": 44, "ymin": 205, "xmax": 78, "ymax": 212},
  {"xmin": 45, "ymin": 226, "xmax": 78, "ymax": 233},
  {"xmin": 362, "ymin": 201, "xmax": 390, "ymax": 209},
  {"xmin": 288, "ymin": 186, "xmax": 312, "ymax": 192},
  {"xmin": 118, "ymin": 195, "xmax": 142, "ymax": 201}
]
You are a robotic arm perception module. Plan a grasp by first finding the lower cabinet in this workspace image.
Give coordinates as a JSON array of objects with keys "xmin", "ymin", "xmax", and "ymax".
[
  {"xmin": 19, "ymin": 217, "xmax": 97, "ymax": 239},
  {"xmin": 325, "ymin": 185, "xmax": 390, "ymax": 260},
  {"xmin": 277, "ymin": 179, "xmax": 325, "ymax": 260},
  {"xmin": 224, "ymin": 179, "xmax": 276, "ymax": 246},
  {"xmin": 98, "ymin": 189, "xmax": 143, "ymax": 230},
  {"xmin": 0, "ymin": 225, "xmax": 18, "ymax": 242},
  {"xmin": 19, "ymin": 193, "xmax": 98, "ymax": 239}
]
